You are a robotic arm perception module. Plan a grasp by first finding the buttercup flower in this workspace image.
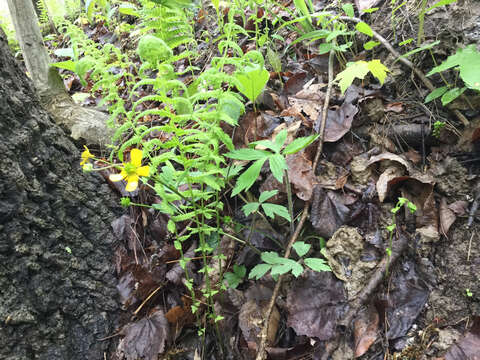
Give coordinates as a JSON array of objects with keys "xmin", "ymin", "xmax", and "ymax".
[
  {"xmin": 80, "ymin": 146, "xmax": 94, "ymax": 169},
  {"xmin": 109, "ymin": 148, "xmax": 149, "ymax": 192}
]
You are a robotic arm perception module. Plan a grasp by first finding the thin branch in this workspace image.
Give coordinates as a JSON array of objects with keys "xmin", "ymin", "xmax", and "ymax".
[{"xmin": 255, "ymin": 50, "xmax": 336, "ymax": 360}]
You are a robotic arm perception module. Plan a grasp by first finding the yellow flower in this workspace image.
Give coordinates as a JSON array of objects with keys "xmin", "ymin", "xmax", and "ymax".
[
  {"xmin": 109, "ymin": 148, "xmax": 150, "ymax": 192},
  {"xmin": 80, "ymin": 146, "xmax": 94, "ymax": 168}
]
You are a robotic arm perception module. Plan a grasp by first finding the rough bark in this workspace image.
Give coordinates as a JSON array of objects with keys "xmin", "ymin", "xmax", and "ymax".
[
  {"xmin": 0, "ymin": 28, "xmax": 121, "ymax": 360},
  {"xmin": 6, "ymin": 0, "xmax": 114, "ymax": 147}
]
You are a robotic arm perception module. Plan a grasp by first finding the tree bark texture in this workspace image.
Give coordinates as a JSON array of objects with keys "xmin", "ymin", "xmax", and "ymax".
[{"xmin": 0, "ymin": 29, "xmax": 122, "ymax": 360}]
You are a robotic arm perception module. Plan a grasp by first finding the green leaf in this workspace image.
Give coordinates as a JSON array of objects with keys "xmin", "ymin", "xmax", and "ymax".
[
  {"xmin": 304, "ymin": 258, "xmax": 331, "ymax": 272},
  {"xmin": 274, "ymin": 129, "xmax": 288, "ymax": 152},
  {"xmin": 364, "ymin": 41, "xmax": 380, "ymax": 50},
  {"xmin": 399, "ymin": 38, "xmax": 414, "ymax": 46},
  {"xmin": 259, "ymin": 190, "xmax": 278, "ymax": 203},
  {"xmin": 242, "ymin": 202, "xmax": 260, "ymax": 216},
  {"xmin": 271, "ymin": 262, "xmax": 293, "ymax": 276},
  {"xmin": 426, "ymin": 0, "xmax": 457, "ymax": 13},
  {"xmin": 261, "ymin": 203, "xmax": 291, "ymax": 221},
  {"xmin": 283, "ymin": 134, "xmax": 318, "ymax": 155},
  {"xmin": 355, "ymin": 22, "xmax": 373, "ymax": 37},
  {"xmin": 441, "ymin": 87, "xmax": 466, "ymax": 105},
  {"xmin": 261, "ymin": 251, "xmax": 283, "ymax": 265},
  {"xmin": 231, "ymin": 158, "xmax": 266, "ymax": 196},
  {"xmin": 235, "ymin": 64, "xmax": 270, "ymax": 103},
  {"xmin": 167, "ymin": 219, "xmax": 176, "ymax": 233},
  {"xmin": 362, "ymin": 7, "xmax": 379, "ymax": 13},
  {"xmin": 367, "ymin": 59, "xmax": 389, "ymax": 85},
  {"xmin": 51, "ymin": 60, "xmax": 76, "ymax": 72},
  {"xmin": 233, "ymin": 264, "xmax": 246, "ymax": 278},
  {"xmin": 249, "ymin": 263, "xmax": 272, "ymax": 280},
  {"xmin": 292, "ymin": 241, "xmax": 311, "ymax": 257},
  {"xmin": 399, "ymin": 40, "xmax": 440, "ymax": 61},
  {"xmin": 425, "ymin": 86, "xmax": 448, "ymax": 103},
  {"xmin": 335, "ymin": 61, "xmax": 370, "ymax": 94},
  {"xmin": 318, "ymin": 42, "xmax": 334, "ymax": 55},
  {"xmin": 54, "ymin": 48, "xmax": 74, "ymax": 58},
  {"xmin": 269, "ymin": 154, "xmax": 287, "ymax": 183},
  {"xmin": 118, "ymin": 3, "xmax": 139, "ymax": 17},
  {"xmin": 342, "ymin": 3, "xmax": 354, "ymax": 17},
  {"xmin": 226, "ymin": 148, "xmax": 269, "ymax": 161}
]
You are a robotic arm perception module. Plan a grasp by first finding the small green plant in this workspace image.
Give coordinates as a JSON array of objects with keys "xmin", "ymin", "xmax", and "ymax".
[
  {"xmin": 224, "ymin": 265, "xmax": 246, "ymax": 289},
  {"xmin": 386, "ymin": 197, "xmax": 417, "ymax": 274},
  {"xmin": 249, "ymin": 241, "xmax": 330, "ymax": 280},
  {"xmin": 465, "ymin": 288, "xmax": 473, "ymax": 297},
  {"xmin": 432, "ymin": 121, "xmax": 446, "ymax": 138},
  {"xmin": 226, "ymin": 128, "xmax": 318, "ymax": 196},
  {"xmin": 425, "ymin": 44, "xmax": 480, "ymax": 106}
]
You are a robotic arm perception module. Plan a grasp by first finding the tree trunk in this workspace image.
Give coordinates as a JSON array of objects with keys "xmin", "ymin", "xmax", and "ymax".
[
  {"xmin": 0, "ymin": 29, "xmax": 121, "ymax": 360},
  {"xmin": 6, "ymin": 0, "xmax": 114, "ymax": 147}
]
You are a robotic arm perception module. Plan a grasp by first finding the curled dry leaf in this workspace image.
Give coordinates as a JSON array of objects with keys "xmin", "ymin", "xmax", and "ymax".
[
  {"xmin": 440, "ymin": 197, "xmax": 456, "ymax": 237},
  {"xmin": 445, "ymin": 316, "xmax": 480, "ymax": 360}
]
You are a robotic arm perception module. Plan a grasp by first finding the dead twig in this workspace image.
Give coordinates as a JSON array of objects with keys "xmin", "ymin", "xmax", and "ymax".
[
  {"xmin": 255, "ymin": 50, "xmax": 336, "ymax": 360},
  {"xmin": 339, "ymin": 16, "xmax": 469, "ymax": 126}
]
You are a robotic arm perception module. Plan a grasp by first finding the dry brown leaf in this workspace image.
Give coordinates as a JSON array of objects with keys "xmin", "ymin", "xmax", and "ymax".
[
  {"xmin": 354, "ymin": 305, "xmax": 379, "ymax": 357},
  {"xmin": 440, "ymin": 197, "xmax": 456, "ymax": 237}
]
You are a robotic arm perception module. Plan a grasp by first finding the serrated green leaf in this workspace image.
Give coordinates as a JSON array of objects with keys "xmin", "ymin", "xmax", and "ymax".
[
  {"xmin": 267, "ymin": 47, "xmax": 282, "ymax": 74},
  {"xmin": 425, "ymin": 86, "xmax": 448, "ymax": 103},
  {"xmin": 367, "ymin": 59, "xmax": 389, "ymax": 85},
  {"xmin": 235, "ymin": 64, "xmax": 270, "ymax": 103},
  {"xmin": 283, "ymin": 134, "xmax": 318, "ymax": 155},
  {"xmin": 292, "ymin": 241, "xmax": 311, "ymax": 257},
  {"xmin": 304, "ymin": 257, "xmax": 331, "ymax": 272},
  {"xmin": 259, "ymin": 190, "xmax": 278, "ymax": 203},
  {"xmin": 269, "ymin": 154, "xmax": 287, "ymax": 183},
  {"xmin": 261, "ymin": 203, "xmax": 291, "ymax": 221},
  {"xmin": 342, "ymin": 3, "xmax": 354, "ymax": 17},
  {"xmin": 224, "ymin": 272, "xmax": 241, "ymax": 288},
  {"xmin": 364, "ymin": 41, "xmax": 380, "ymax": 50},
  {"xmin": 399, "ymin": 40, "xmax": 440, "ymax": 61},
  {"xmin": 441, "ymin": 87, "xmax": 466, "ymax": 105},
  {"xmin": 271, "ymin": 262, "xmax": 293, "ymax": 276},
  {"xmin": 242, "ymin": 202, "xmax": 260, "ymax": 216},
  {"xmin": 233, "ymin": 264, "xmax": 246, "ymax": 277},
  {"xmin": 231, "ymin": 158, "xmax": 266, "ymax": 197},
  {"xmin": 355, "ymin": 22, "xmax": 373, "ymax": 37},
  {"xmin": 261, "ymin": 251, "xmax": 283, "ymax": 264},
  {"xmin": 248, "ymin": 263, "xmax": 272, "ymax": 280},
  {"xmin": 335, "ymin": 61, "xmax": 370, "ymax": 94},
  {"xmin": 226, "ymin": 148, "xmax": 269, "ymax": 161}
]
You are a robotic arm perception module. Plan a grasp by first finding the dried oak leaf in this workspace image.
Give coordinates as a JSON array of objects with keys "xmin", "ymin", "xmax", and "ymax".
[
  {"xmin": 311, "ymin": 187, "xmax": 350, "ymax": 238},
  {"xmin": 287, "ymin": 270, "xmax": 346, "ymax": 340},
  {"xmin": 117, "ymin": 309, "xmax": 169, "ymax": 360}
]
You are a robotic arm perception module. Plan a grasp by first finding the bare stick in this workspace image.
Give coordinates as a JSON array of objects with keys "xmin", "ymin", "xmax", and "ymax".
[
  {"xmin": 339, "ymin": 16, "xmax": 468, "ymax": 126},
  {"xmin": 255, "ymin": 50, "xmax": 336, "ymax": 360}
]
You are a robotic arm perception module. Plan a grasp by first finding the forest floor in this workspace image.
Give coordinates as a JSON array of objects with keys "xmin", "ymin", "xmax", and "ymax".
[{"xmin": 38, "ymin": 0, "xmax": 480, "ymax": 359}]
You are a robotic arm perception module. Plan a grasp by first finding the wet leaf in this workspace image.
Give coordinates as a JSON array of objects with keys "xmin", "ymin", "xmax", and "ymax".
[
  {"xmin": 287, "ymin": 270, "xmax": 346, "ymax": 340},
  {"xmin": 117, "ymin": 309, "xmax": 169, "ymax": 360}
]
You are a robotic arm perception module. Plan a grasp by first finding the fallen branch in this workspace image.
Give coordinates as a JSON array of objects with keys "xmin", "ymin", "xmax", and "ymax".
[
  {"xmin": 255, "ymin": 50, "xmax": 336, "ymax": 360},
  {"xmin": 340, "ymin": 16, "xmax": 469, "ymax": 126}
]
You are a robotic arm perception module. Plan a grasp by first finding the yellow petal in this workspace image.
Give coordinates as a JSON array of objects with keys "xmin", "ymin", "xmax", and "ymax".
[
  {"xmin": 80, "ymin": 158, "xmax": 87, "ymax": 166},
  {"xmin": 125, "ymin": 180, "xmax": 138, "ymax": 192},
  {"xmin": 130, "ymin": 148, "xmax": 143, "ymax": 167},
  {"xmin": 136, "ymin": 166, "xmax": 150, "ymax": 177},
  {"xmin": 126, "ymin": 174, "xmax": 139, "ymax": 184},
  {"xmin": 109, "ymin": 173, "xmax": 125, "ymax": 182}
]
